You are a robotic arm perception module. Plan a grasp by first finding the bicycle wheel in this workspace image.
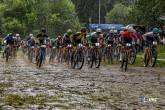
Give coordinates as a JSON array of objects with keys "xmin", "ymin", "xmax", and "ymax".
[
  {"xmin": 120, "ymin": 50, "xmax": 128, "ymax": 71},
  {"xmin": 102, "ymin": 47, "xmax": 106, "ymax": 62},
  {"xmin": 109, "ymin": 47, "xmax": 114, "ymax": 64},
  {"xmin": 71, "ymin": 53, "xmax": 76, "ymax": 68},
  {"xmin": 76, "ymin": 51, "xmax": 84, "ymax": 69},
  {"xmin": 95, "ymin": 49, "xmax": 101, "ymax": 68},
  {"xmin": 30, "ymin": 49, "xmax": 35, "ymax": 63},
  {"xmin": 143, "ymin": 54, "xmax": 149, "ymax": 67},
  {"xmin": 124, "ymin": 51, "xmax": 128, "ymax": 71},
  {"xmin": 6, "ymin": 48, "xmax": 9, "ymax": 62},
  {"xmin": 66, "ymin": 48, "xmax": 71, "ymax": 65},
  {"xmin": 107, "ymin": 48, "xmax": 110, "ymax": 63},
  {"xmin": 116, "ymin": 46, "xmax": 121, "ymax": 61},
  {"xmin": 58, "ymin": 49, "xmax": 62, "ymax": 63},
  {"xmin": 129, "ymin": 48, "xmax": 136, "ymax": 64},
  {"xmin": 150, "ymin": 48, "xmax": 157, "ymax": 67}
]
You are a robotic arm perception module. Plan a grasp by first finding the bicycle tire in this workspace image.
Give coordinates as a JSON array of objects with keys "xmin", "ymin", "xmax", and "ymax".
[
  {"xmin": 150, "ymin": 48, "xmax": 157, "ymax": 67},
  {"xmin": 95, "ymin": 49, "xmax": 101, "ymax": 68},
  {"xmin": 76, "ymin": 51, "xmax": 84, "ymax": 69}
]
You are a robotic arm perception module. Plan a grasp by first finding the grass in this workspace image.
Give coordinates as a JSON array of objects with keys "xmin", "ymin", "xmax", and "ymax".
[
  {"xmin": 0, "ymin": 94, "xmax": 70, "ymax": 109},
  {"xmin": 53, "ymin": 104, "xmax": 69, "ymax": 109},
  {"xmin": 0, "ymin": 83, "xmax": 13, "ymax": 87},
  {"xmin": 102, "ymin": 45, "xmax": 165, "ymax": 67}
]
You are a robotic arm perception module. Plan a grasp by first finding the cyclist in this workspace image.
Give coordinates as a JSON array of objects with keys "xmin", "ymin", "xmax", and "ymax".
[
  {"xmin": 56, "ymin": 35, "xmax": 63, "ymax": 59},
  {"xmin": 119, "ymin": 27, "xmax": 140, "ymax": 61},
  {"xmin": 106, "ymin": 30, "xmax": 116, "ymax": 46},
  {"xmin": 14, "ymin": 34, "xmax": 21, "ymax": 51},
  {"xmin": 35, "ymin": 28, "xmax": 48, "ymax": 63},
  {"xmin": 2, "ymin": 33, "xmax": 14, "ymax": 60},
  {"xmin": 72, "ymin": 27, "xmax": 86, "ymax": 53},
  {"xmin": 142, "ymin": 28, "xmax": 162, "ymax": 63},
  {"xmin": 50, "ymin": 37, "xmax": 57, "ymax": 51},
  {"xmin": 63, "ymin": 29, "xmax": 73, "ymax": 55}
]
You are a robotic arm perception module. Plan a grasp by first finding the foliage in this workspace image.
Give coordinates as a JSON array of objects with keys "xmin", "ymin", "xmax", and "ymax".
[
  {"xmin": 105, "ymin": 3, "xmax": 131, "ymax": 24},
  {"xmin": 127, "ymin": 0, "xmax": 165, "ymax": 28},
  {"xmin": 71, "ymin": 0, "xmax": 134, "ymax": 25},
  {"xmin": 0, "ymin": 0, "xmax": 81, "ymax": 37},
  {"xmin": 0, "ymin": 0, "xmax": 37, "ymax": 36}
]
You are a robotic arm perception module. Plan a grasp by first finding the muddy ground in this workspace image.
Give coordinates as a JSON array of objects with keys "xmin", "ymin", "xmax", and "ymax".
[{"xmin": 0, "ymin": 53, "xmax": 165, "ymax": 110}]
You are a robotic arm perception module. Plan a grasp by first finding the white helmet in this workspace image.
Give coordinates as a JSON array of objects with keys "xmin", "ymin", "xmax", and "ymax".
[
  {"xmin": 16, "ymin": 34, "xmax": 20, "ymax": 37},
  {"xmin": 29, "ymin": 34, "xmax": 33, "ymax": 37},
  {"xmin": 120, "ymin": 31, "xmax": 124, "ymax": 34},
  {"xmin": 114, "ymin": 30, "xmax": 117, "ymax": 33},
  {"xmin": 109, "ymin": 30, "xmax": 114, "ymax": 33},
  {"xmin": 96, "ymin": 28, "xmax": 102, "ymax": 33},
  {"xmin": 128, "ymin": 27, "xmax": 135, "ymax": 33}
]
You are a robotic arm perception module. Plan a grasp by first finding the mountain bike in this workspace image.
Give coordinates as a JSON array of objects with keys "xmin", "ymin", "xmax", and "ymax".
[
  {"xmin": 29, "ymin": 46, "xmax": 35, "ymax": 63},
  {"xmin": 36, "ymin": 45, "xmax": 46, "ymax": 67},
  {"xmin": 49, "ymin": 46, "xmax": 56, "ymax": 63},
  {"xmin": 87, "ymin": 43, "xmax": 102, "ymax": 68},
  {"xmin": 106, "ymin": 44, "xmax": 114, "ymax": 64},
  {"xmin": 65, "ymin": 44, "xmax": 72, "ymax": 65},
  {"xmin": 120, "ymin": 43, "xmax": 137, "ymax": 71},
  {"xmin": 143, "ymin": 41, "xmax": 157, "ymax": 67},
  {"xmin": 71, "ymin": 43, "xmax": 84, "ymax": 69}
]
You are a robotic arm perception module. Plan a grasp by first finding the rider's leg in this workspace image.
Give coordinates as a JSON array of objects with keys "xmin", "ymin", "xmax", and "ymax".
[{"xmin": 119, "ymin": 46, "xmax": 125, "ymax": 61}]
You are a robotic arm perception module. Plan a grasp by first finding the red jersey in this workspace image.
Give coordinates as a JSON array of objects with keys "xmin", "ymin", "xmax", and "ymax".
[{"xmin": 120, "ymin": 31, "xmax": 139, "ymax": 40}]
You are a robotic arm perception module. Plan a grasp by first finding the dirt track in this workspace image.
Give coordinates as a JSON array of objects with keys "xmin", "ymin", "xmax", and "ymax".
[{"xmin": 0, "ymin": 53, "xmax": 165, "ymax": 110}]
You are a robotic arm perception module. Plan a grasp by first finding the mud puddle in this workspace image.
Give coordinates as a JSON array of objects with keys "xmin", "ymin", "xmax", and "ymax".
[{"xmin": 0, "ymin": 54, "xmax": 165, "ymax": 110}]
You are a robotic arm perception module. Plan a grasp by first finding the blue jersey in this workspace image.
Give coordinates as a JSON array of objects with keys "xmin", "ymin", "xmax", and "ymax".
[
  {"xmin": 28, "ymin": 38, "xmax": 36, "ymax": 47},
  {"xmin": 4, "ymin": 35, "xmax": 14, "ymax": 45}
]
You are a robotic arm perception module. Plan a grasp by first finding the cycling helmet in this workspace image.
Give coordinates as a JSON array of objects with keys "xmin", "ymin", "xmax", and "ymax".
[
  {"xmin": 152, "ymin": 28, "xmax": 159, "ymax": 34},
  {"xmin": 67, "ymin": 29, "xmax": 72, "ymax": 34},
  {"xmin": 120, "ymin": 31, "xmax": 124, "ymax": 34},
  {"xmin": 58, "ymin": 35, "xmax": 62, "ymax": 39},
  {"xmin": 109, "ymin": 30, "xmax": 114, "ymax": 33},
  {"xmin": 29, "ymin": 34, "xmax": 33, "ymax": 37},
  {"xmin": 128, "ymin": 27, "xmax": 135, "ymax": 33},
  {"xmin": 16, "ymin": 34, "xmax": 20, "ymax": 37},
  {"xmin": 41, "ymin": 28, "xmax": 46, "ymax": 33},
  {"xmin": 9, "ymin": 33, "xmax": 12, "ymax": 37},
  {"xmin": 81, "ymin": 27, "xmax": 86, "ymax": 33},
  {"xmin": 96, "ymin": 28, "xmax": 102, "ymax": 33},
  {"xmin": 114, "ymin": 30, "xmax": 117, "ymax": 33}
]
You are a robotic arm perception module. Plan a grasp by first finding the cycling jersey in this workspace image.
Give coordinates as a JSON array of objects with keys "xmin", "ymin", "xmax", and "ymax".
[
  {"xmin": 106, "ymin": 33, "xmax": 115, "ymax": 44},
  {"xmin": 91, "ymin": 32, "xmax": 103, "ymax": 44},
  {"xmin": 36, "ymin": 33, "xmax": 48, "ymax": 45},
  {"xmin": 50, "ymin": 38, "xmax": 56, "ymax": 47},
  {"xmin": 28, "ymin": 38, "xmax": 36, "ymax": 47},
  {"xmin": 72, "ymin": 32, "xmax": 86, "ymax": 44},
  {"xmin": 63, "ymin": 33, "xmax": 72, "ymax": 44},
  {"xmin": 120, "ymin": 31, "xmax": 138, "ymax": 43},
  {"xmin": 4, "ymin": 35, "xmax": 14, "ymax": 45},
  {"xmin": 144, "ymin": 32, "xmax": 160, "ymax": 42}
]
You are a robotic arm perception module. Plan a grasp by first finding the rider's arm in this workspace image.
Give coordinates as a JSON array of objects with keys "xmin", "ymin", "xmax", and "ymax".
[
  {"xmin": 69, "ymin": 35, "xmax": 72, "ymax": 43},
  {"xmin": 142, "ymin": 34, "xmax": 147, "ymax": 41},
  {"xmin": 157, "ymin": 33, "xmax": 163, "ymax": 42},
  {"xmin": 132, "ymin": 33, "xmax": 140, "ymax": 43}
]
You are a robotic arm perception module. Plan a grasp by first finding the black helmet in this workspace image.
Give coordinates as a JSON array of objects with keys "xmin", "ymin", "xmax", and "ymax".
[
  {"xmin": 9, "ymin": 33, "xmax": 13, "ymax": 37},
  {"xmin": 41, "ymin": 28, "xmax": 46, "ymax": 33},
  {"xmin": 81, "ymin": 27, "xmax": 86, "ymax": 33}
]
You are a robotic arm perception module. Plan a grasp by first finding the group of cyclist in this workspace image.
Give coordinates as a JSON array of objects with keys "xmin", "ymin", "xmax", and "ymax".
[{"xmin": 1, "ymin": 26, "xmax": 164, "ymax": 68}]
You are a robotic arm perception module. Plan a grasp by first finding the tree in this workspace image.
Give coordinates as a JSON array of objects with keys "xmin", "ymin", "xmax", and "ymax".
[
  {"xmin": 71, "ymin": 0, "xmax": 134, "ymax": 25},
  {"xmin": 105, "ymin": 3, "xmax": 131, "ymax": 24},
  {"xmin": 0, "ymin": 0, "xmax": 81, "ymax": 37},
  {"xmin": 127, "ymin": 0, "xmax": 165, "ymax": 28},
  {"xmin": 0, "ymin": 0, "xmax": 37, "ymax": 36}
]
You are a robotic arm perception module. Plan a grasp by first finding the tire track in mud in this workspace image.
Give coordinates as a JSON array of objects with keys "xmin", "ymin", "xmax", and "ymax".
[{"xmin": 0, "ymin": 54, "xmax": 165, "ymax": 109}]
